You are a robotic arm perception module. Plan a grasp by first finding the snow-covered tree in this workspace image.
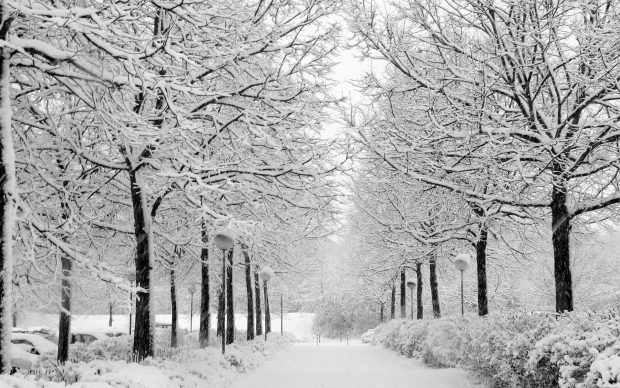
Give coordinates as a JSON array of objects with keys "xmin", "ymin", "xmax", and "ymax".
[{"xmin": 349, "ymin": 0, "xmax": 620, "ymax": 313}]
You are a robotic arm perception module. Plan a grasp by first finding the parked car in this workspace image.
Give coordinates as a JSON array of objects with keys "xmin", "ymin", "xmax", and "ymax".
[
  {"xmin": 100, "ymin": 329, "xmax": 126, "ymax": 337},
  {"xmin": 71, "ymin": 331, "xmax": 110, "ymax": 345},
  {"xmin": 361, "ymin": 328, "xmax": 375, "ymax": 344},
  {"xmin": 11, "ymin": 333, "xmax": 57, "ymax": 356},
  {"xmin": 27, "ymin": 327, "xmax": 58, "ymax": 344},
  {"xmin": 10, "ymin": 346, "xmax": 39, "ymax": 374}
]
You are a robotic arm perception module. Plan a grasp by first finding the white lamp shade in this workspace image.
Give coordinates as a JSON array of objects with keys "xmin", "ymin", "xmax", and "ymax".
[
  {"xmin": 214, "ymin": 228, "xmax": 235, "ymax": 250},
  {"xmin": 259, "ymin": 267, "xmax": 274, "ymax": 281},
  {"xmin": 406, "ymin": 280, "xmax": 416, "ymax": 289},
  {"xmin": 454, "ymin": 253, "xmax": 470, "ymax": 272},
  {"xmin": 126, "ymin": 272, "xmax": 136, "ymax": 283}
]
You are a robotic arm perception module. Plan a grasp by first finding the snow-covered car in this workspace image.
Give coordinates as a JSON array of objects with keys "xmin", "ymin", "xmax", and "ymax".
[
  {"xmin": 27, "ymin": 327, "xmax": 58, "ymax": 344},
  {"xmin": 360, "ymin": 328, "xmax": 375, "ymax": 343},
  {"xmin": 99, "ymin": 329, "xmax": 127, "ymax": 337},
  {"xmin": 10, "ymin": 345, "xmax": 40, "ymax": 374},
  {"xmin": 527, "ymin": 310, "xmax": 561, "ymax": 318},
  {"xmin": 11, "ymin": 333, "xmax": 57, "ymax": 356},
  {"xmin": 71, "ymin": 331, "xmax": 110, "ymax": 345}
]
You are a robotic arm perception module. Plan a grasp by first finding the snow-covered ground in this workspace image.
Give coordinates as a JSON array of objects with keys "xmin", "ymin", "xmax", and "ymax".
[
  {"xmin": 19, "ymin": 311, "xmax": 315, "ymax": 341},
  {"xmin": 231, "ymin": 340, "xmax": 484, "ymax": 388}
]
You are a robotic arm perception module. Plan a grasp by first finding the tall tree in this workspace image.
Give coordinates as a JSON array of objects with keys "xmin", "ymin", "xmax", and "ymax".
[
  {"xmin": 226, "ymin": 249, "xmax": 234, "ymax": 344},
  {"xmin": 199, "ymin": 228, "xmax": 210, "ymax": 348},
  {"xmin": 400, "ymin": 268, "xmax": 406, "ymax": 319},
  {"xmin": 429, "ymin": 256, "xmax": 441, "ymax": 318},
  {"xmin": 242, "ymin": 245, "xmax": 254, "ymax": 341},
  {"xmin": 416, "ymin": 263, "xmax": 423, "ymax": 320},
  {"xmin": 255, "ymin": 271, "xmax": 263, "ymax": 336},
  {"xmin": 350, "ymin": 0, "xmax": 620, "ymax": 313},
  {"xmin": 0, "ymin": 1, "xmax": 15, "ymax": 372}
]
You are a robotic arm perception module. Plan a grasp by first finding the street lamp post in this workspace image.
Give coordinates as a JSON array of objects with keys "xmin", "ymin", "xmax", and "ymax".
[
  {"xmin": 215, "ymin": 228, "xmax": 236, "ymax": 354},
  {"xmin": 454, "ymin": 254, "xmax": 470, "ymax": 317},
  {"xmin": 126, "ymin": 272, "xmax": 136, "ymax": 335},
  {"xmin": 259, "ymin": 267, "xmax": 274, "ymax": 342},
  {"xmin": 188, "ymin": 284, "xmax": 197, "ymax": 333},
  {"xmin": 406, "ymin": 280, "xmax": 416, "ymax": 320}
]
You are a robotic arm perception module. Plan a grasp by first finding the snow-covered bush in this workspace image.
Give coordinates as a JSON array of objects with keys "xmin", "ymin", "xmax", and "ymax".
[
  {"xmin": 5, "ymin": 334, "xmax": 294, "ymax": 388},
  {"xmin": 69, "ymin": 336, "xmax": 134, "ymax": 363},
  {"xmin": 585, "ymin": 347, "xmax": 620, "ymax": 388},
  {"xmin": 370, "ymin": 311, "xmax": 620, "ymax": 388}
]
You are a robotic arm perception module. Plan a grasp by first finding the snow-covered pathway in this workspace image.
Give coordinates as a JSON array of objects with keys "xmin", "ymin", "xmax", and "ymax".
[{"xmin": 231, "ymin": 341, "xmax": 483, "ymax": 388}]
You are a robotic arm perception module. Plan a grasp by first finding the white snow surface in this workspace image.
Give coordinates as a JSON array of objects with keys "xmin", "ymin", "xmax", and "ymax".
[
  {"xmin": 231, "ymin": 340, "xmax": 484, "ymax": 388},
  {"xmin": 19, "ymin": 311, "xmax": 315, "ymax": 341}
]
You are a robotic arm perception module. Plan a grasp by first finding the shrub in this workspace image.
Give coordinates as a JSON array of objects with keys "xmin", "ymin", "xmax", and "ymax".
[
  {"xmin": 26, "ymin": 331, "xmax": 295, "ymax": 387},
  {"xmin": 370, "ymin": 311, "xmax": 620, "ymax": 388}
]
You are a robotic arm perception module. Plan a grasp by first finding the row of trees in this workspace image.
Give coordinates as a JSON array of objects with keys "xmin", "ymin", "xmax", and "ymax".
[
  {"xmin": 0, "ymin": 0, "xmax": 342, "ymax": 372},
  {"xmin": 345, "ymin": 0, "xmax": 620, "ymax": 316}
]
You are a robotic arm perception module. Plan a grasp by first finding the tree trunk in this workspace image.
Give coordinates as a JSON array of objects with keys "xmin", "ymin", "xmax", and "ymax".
[
  {"xmin": 264, "ymin": 280, "xmax": 271, "ymax": 334},
  {"xmin": 57, "ymin": 165, "xmax": 72, "ymax": 364},
  {"xmin": 254, "ymin": 271, "xmax": 262, "ymax": 336},
  {"xmin": 199, "ymin": 227, "xmax": 210, "ymax": 348},
  {"xmin": 57, "ymin": 256, "xmax": 72, "ymax": 364},
  {"xmin": 128, "ymin": 169, "xmax": 154, "ymax": 361},
  {"xmin": 552, "ymin": 182, "xmax": 573, "ymax": 313},
  {"xmin": 400, "ymin": 268, "xmax": 406, "ymax": 319},
  {"xmin": 242, "ymin": 247, "xmax": 254, "ymax": 340},
  {"xmin": 380, "ymin": 302, "xmax": 384, "ymax": 323},
  {"xmin": 170, "ymin": 266, "xmax": 177, "ymax": 348},
  {"xmin": 0, "ymin": 11, "xmax": 15, "ymax": 372},
  {"xmin": 390, "ymin": 285, "xmax": 395, "ymax": 319},
  {"xmin": 217, "ymin": 287, "xmax": 224, "ymax": 338},
  {"xmin": 109, "ymin": 302, "xmax": 113, "ymax": 327},
  {"xmin": 226, "ymin": 249, "xmax": 234, "ymax": 344},
  {"xmin": 416, "ymin": 262, "xmax": 423, "ymax": 320},
  {"xmin": 429, "ymin": 258, "xmax": 441, "ymax": 318},
  {"xmin": 476, "ymin": 223, "xmax": 489, "ymax": 316}
]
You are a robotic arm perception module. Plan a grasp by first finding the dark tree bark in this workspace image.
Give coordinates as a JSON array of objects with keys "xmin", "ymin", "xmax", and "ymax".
[
  {"xmin": 217, "ymin": 287, "xmax": 224, "ymax": 338},
  {"xmin": 199, "ymin": 227, "xmax": 210, "ymax": 348},
  {"xmin": 57, "ymin": 256, "xmax": 72, "ymax": 364},
  {"xmin": 476, "ymin": 223, "xmax": 489, "ymax": 316},
  {"xmin": 390, "ymin": 285, "xmax": 395, "ymax": 319},
  {"xmin": 254, "ymin": 271, "xmax": 262, "ymax": 336},
  {"xmin": 429, "ymin": 258, "xmax": 441, "ymax": 318},
  {"xmin": 400, "ymin": 268, "xmax": 406, "ymax": 319},
  {"xmin": 170, "ymin": 265, "xmax": 177, "ymax": 348},
  {"xmin": 0, "ymin": 8, "xmax": 13, "ymax": 374},
  {"xmin": 380, "ymin": 302, "xmax": 384, "ymax": 323},
  {"xmin": 12, "ymin": 310, "xmax": 16, "ymax": 327},
  {"xmin": 109, "ymin": 302, "xmax": 113, "ymax": 327},
  {"xmin": 125, "ymin": 6, "xmax": 169, "ymax": 361},
  {"xmin": 552, "ymin": 180, "xmax": 573, "ymax": 313},
  {"xmin": 226, "ymin": 249, "xmax": 234, "ymax": 344},
  {"xmin": 264, "ymin": 280, "xmax": 271, "ymax": 334},
  {"xmin": 57, "ymin": 160, "xmax": 71, "ymax": 364},
  {"xmin": 416, "ymin": 262, "xmax": 423, "ymax": 319},
  {"xmin": 128, "ymin": 169, "xmax": 154, "ymax": 361},
  {"xmin": 242, "ymin": 246, "xmax": 254, "ymax": 340}
]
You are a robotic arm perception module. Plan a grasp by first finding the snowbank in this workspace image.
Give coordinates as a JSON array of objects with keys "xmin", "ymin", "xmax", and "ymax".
[
  {"xmin": 1, "ymin": 333, "xmax": 294, "ymax": 388},
  {"xmin": 19, "ymin": 312, "xmax": 315, "ymax": 341},
  {"xmin": 370, "ymin": 312, "xmax": 620, "ymax": 388}
]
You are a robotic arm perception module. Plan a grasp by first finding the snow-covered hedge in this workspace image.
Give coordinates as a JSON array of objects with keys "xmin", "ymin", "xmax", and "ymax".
[
  {"xmin": 370, "ymin": 312, "xmax": 620, "ymax": 388},
  {"xmin": 3, "ymin": 333, "xmax": 294, "ymax": 388}
]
